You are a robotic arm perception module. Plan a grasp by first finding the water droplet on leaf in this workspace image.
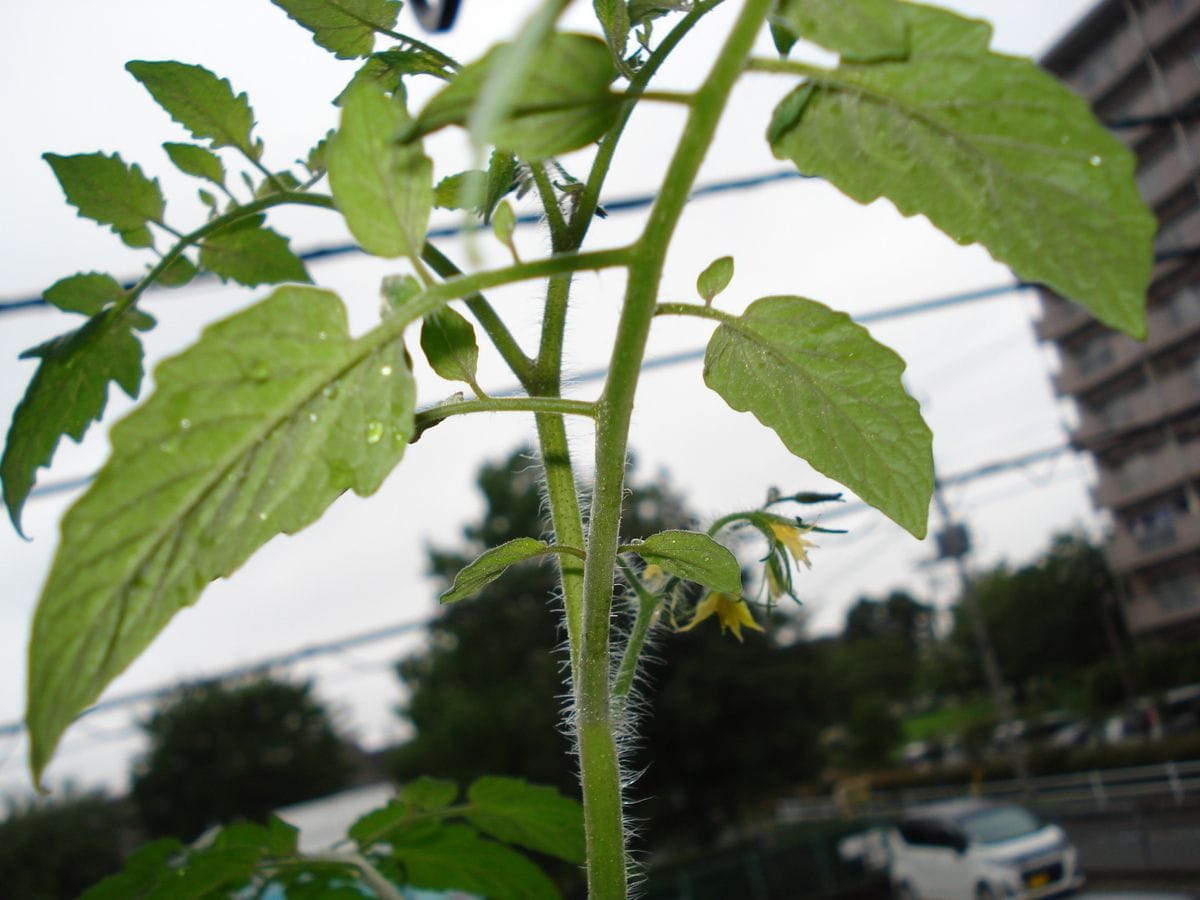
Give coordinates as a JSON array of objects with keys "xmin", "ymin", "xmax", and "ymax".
[
  {"xmin": 365, "ymin": 421, "xmax": 384, "ymax": 444},
  {"xmin": 322, "ymin": 385, "xmax": 339, "ymax": 400},
  {"xmin": 179, "ymin": 418, "xmax": 191, "ymax": 430},
  {"xmin": 1089, "ymin": 155, "xmax": 1103, "ymax": 166},
  {"xmin": 308, "ymin": 412, "xmax": 318, "ymax": 423},
  {"xmin": 380, "ymin": 365, "xmax": 393, "ymax": 377}
]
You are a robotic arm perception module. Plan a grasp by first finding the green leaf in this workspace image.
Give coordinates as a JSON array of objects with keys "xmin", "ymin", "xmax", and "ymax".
[
  {"xmin": 593, "ymin": 0, "xmax": 631, "ymax": 70},
  {"xmin": 342, "ymin": 48, "xmax": 456, "ymax": 102},
  {"xmin": 158, "ymin": 255, "xmax": 199, "ymax": 288},
  {"xmin": 483, "ymin": 150, "xmax": 518, "ymax": 222},
  {"xmin": 405, "ymin": 776, "xmax": 459, "ymax": 812},
  {"xmin": 440, "ymin": 537, "xmax": 552, "ymax": 603},
  {"xmin": 153, "ymin": 845, "xmax": 259, "ymax": 899},
  {"xmin": 43, "ymin": 272, "xmax": 125, "ymax": 316},
  {"xmin": 771, "ymin": 0, "xmax": 908, "ymax": 62},
  {"xmin": 491, "ymin": 200, "xmax": 517, "ymax": 253},
  {"xmin": 305, "ymin": 129, "xmax": 335, "ymax": 175},
  {"xmin": 126, "ymin": 61, "xmax": 259, "ymax": 159},
  {"xmin": 163, "ymin": 142, "xmax": 226, "ymax": 186},
  {"xmin": 328, "ymin": 80, "xmax": 433, "ymax": 259},
  {"xmin": 79, "ymin": 838, "xmax": 182, "ymax": 900},
  {"xmin": 270, "ymin": 0, "xmax": 402, "ymax": 59},
  {"xmin": 199, "ymin": 215, "xmax": 310, "ymax": 286},
  {"xmin": 420, "ymin": 306, "xmax": 479, "ymax": 386},
  {"xmin": 433, "ymin": 170, "xmax": 487, "ymax": 211},
  {"xmin": 900, "ymin": 2, "xmax": 991, "ymax": 56},
  {"xmin": 466, "ymin": 776, "xmax": 585, "ymax": 864},
  {"xmin": 697, "ymin": 255, "xmax": 733, "ymax": 305},
  {"xmin": 212, "ymin": 816, "xmax": 299, "ymax": 856},
  {"xmin": 254, "ymin": 170, "xmax": 303, "ymax": 198},
  {"xmin": 2, "ymin": 309, "xmax": 150, "ymax": 537},
  {"xmin": 44, "ymin": 152, "xmax": 165, "ymax": 245},
  {"xmin": 703, "ymin": 296, "xmax": 933, "ymax": 538},
  {"xmin": 389, "ymin": 823, "xmax": 560, "ymax": 900},
  {"xmin": 26, "ymin": 285, "xmax": 416, "ymax": 780},
  {"xmin": 350, "ymin": 799, "xmax": 412, "ymax": 847},
  {"xmin": 768, "ymin": 49, "xmax": 1154, "ymax": 339},
  {"xmin": 416, "ymin": 34, "xmax": 620, "ymax": 160},
  {"xmin": 626, "ymin": 530, "xmax": 742, "ymax": 593},
  {"xmin": 770, "ymin": 21, "xmax": 799, "ymax": 58}
]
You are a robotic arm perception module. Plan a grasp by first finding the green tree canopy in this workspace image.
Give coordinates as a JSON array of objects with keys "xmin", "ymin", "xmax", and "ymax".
[{"xmin": 131, "ymin": 677, "xmax": 355, "ymax": 841}]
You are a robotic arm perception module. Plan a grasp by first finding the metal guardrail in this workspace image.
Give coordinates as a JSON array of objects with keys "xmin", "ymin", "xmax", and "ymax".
[{"xmin": 775, "ymin": 759, "xmax": 1200, "ymax": 823}]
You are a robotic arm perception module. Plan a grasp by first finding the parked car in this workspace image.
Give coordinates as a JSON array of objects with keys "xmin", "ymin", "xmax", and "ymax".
[{"xmin": 887, "ymin": 798, "xmax": 1083, "ymax": 899}]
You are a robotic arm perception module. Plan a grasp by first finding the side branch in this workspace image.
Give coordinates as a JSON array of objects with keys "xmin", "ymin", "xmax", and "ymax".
[{"xmin": 413, "ymin": 396, "xmax": 597, "ymax": 438}]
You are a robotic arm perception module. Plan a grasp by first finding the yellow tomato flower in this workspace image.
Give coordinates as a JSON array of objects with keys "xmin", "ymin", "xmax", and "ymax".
[
  {"xmin": 769, "ymin": 521, "xmax": 817, "ymax": 568},
  {"xmin": 680, "ymin": 591, "xmax": 764, "ymax": 642}
]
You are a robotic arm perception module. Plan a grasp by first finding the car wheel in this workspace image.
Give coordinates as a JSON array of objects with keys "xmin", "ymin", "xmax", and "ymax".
[
  {"xmin": 893, "ymin": 882, "xmax": 918, "ymax": 900},
  {"xmin": 975, "ymin": 885, "xmax": 998, "ymax": 900}
]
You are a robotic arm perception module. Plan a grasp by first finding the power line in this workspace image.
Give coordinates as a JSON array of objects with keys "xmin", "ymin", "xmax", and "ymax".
[
  {"xmin": 0, "ymin": 442, "xmax": 1081, "ymax": 744},
  {"xmin": 1, "ymin": 169, "xmax": 813, "ymax": 316},
  {"xmin": 24, "ymin": 277, "xmax": 1034, "ymax": 502}
]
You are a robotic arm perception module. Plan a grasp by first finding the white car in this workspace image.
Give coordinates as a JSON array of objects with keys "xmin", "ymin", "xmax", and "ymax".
[{"xmin": 888, "ymin": 798, "xmax": 1084, "ymax": 899}]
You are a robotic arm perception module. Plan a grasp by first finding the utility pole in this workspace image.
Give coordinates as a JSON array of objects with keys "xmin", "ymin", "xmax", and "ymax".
[{"xmin": 931, "ymin": 480, "xmax": 1033, "ymax": 795}]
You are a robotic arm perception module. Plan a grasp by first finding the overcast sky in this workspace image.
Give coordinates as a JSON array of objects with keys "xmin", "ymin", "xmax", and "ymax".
[{"xmin": 1, "ymin": 0, "xmax": 1101, "ymax": 797}]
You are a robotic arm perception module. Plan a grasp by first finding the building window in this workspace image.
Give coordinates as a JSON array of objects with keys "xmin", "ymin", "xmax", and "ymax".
[
  {"xmin": 1074, "ymin": 335, "xmax": 1116, "ymax": 375},
  {"xmin": 1153, "ymin": 574, "xmax": 1200, "ymax": 614}
]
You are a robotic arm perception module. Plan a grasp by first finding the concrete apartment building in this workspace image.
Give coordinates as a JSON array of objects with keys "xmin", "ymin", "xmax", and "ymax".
[{"xmin": 1035, "ymin": 0, "xmax": 1200, "ymax": 639}]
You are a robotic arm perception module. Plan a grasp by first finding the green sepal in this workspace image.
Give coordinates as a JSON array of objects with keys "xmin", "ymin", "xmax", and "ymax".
[
  {"xmin": 624, "ymin": 530, "xmax": 742, "ymax": 594},
  {"xmin": 704, "ymin": 296, "xmax": 933, "ymax": 538},
  {"xmin": 440, "ymin": 537, "xmax": 553, "ymax": 603},
  {"xmin": 44, "ymin": 151, "xmax": 165, "ymax": 245}
]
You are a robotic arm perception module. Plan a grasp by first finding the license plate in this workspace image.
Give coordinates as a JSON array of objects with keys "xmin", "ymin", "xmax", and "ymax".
[{"xmin": 1027, "ymin": 872, "xmax": 1051, "ymax": 888}]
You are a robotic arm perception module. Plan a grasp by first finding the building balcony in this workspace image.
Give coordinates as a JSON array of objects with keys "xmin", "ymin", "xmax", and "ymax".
[
  {"xmin": 1094, "ymin": 440, "xmax": 1200, "ymax": 511},
  {"xmin": 1054, "ymin": 293, "xmax": 1200, "ymax": 397},
  {"xmin": 1109, "ymin": 510, "xmax": 1200, "ymax": 575},
  {"xmin": 1074, "ymin": 368, "xmax": 1200, "ymax": 449},
  {"xmin": 1036, "ymin": 296, "xmax": 1092, "ymax": 342},
  {"xmin": 1137, "ymin": 133, "xmax": 1200, "ymax": 211},
  {"xmin": 1123, "ymin": 579, "xmax": 1200, "ymax": 636}
]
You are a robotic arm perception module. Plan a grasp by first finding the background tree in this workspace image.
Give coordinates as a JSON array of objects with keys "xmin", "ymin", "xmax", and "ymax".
[
  {"xmin": 0, "ymin": 790, "xmax": 126, "ymax": 900},
  {"xmin": 392, "ymin": 448, "xmax": 693, "ymax": 796},
  {"xmin": 951, "ymin": 533, "xmax": 1116, "ymax": 701},
  {"xmin": 131, "ymin": 677, "xmax": 355, "ymax": 841}
]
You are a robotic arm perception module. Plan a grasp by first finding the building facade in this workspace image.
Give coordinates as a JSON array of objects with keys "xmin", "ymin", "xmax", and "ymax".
[{"xmin": 1036, "ymin": 0, "xmax": 1200, "ymax": 638}]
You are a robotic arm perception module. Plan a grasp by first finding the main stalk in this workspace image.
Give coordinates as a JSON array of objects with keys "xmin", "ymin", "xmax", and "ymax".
[{"xmin": 573, "ymin": 2, "xmax": 772, "ymax": 896}]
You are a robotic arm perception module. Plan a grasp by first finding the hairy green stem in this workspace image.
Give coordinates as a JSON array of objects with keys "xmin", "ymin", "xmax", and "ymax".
[
  {"xmin": 301, "ymin": 853, "xmax": 404, "ymax": 900},
  {"xmin": 653, "ymin": 301, "xmax": 734, "ymax": 322},
  {"xmin": 568, "ymin": 0, "xmax": 725, "ymax": 244},
  {"xmin": 421, "ymin": 242, "xmax": 536, "ymax": 384},
  {"xmin": 576, "ymin": 2, "xmax": 772, "ymax": 897},
  {"xmin": 612, "ymin": 559, "xmax": 660, "ymax": 711},
  {"xmin": 115, "ymin": 192, "xmax": 336, "ymax": 317},
  {"xmin": 413, "ymin": 396, "xmax": 596, "ymax": 438},
  {"xmin": 744, "ymin": 56, "xmax": 831, "ymax": 78}
]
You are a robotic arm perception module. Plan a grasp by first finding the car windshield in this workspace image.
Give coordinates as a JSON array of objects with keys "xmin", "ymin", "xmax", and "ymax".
[{"xmin": 960, "ymin": 805, "xmax": 1040, "ymax": 844}]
